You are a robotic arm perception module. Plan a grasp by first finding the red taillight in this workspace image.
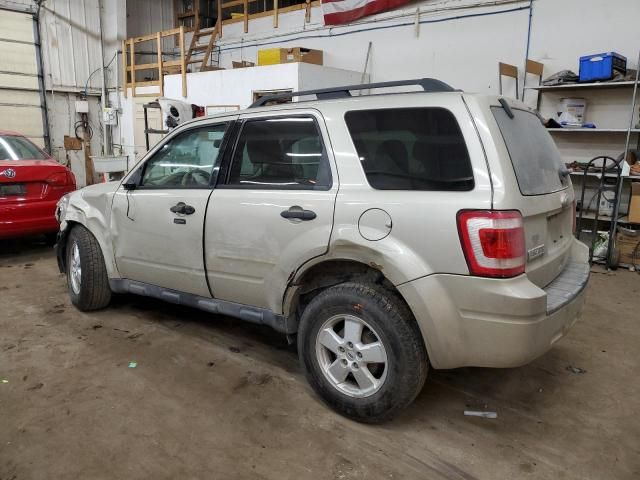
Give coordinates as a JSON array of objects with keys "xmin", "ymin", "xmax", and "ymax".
[
  {"xmin": 457, "ymin": 210, "xmax": 526, "ymax": 278},
  {"xmin": 46, "ymin": 170, "xmax": 75, "ymax": 188}
]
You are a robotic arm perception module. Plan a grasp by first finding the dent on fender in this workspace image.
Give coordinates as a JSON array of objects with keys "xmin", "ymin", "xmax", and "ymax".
[{"xmin": 63, "ymin": 183, "xmax": 120, "ymax": 278}]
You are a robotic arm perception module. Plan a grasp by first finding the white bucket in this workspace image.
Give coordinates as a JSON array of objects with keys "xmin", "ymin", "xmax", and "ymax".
[{"xmin": 559, "ymin": 98, "xmax": 587, "ymax": 126}]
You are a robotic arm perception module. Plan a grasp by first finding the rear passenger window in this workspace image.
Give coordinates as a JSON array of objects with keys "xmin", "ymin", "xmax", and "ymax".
[
  {"xmin": 226, "ymin": 117, "xmax": 332, "ymax": 189},
  {"xmin": 345, "ymin": 108, "xmax": 474, "ymax": 191}
]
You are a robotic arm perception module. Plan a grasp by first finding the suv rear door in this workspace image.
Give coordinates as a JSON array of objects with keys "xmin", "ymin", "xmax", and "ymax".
[
  {"xmin": 204, "ymin": 109, "xmax": 338, "ymax": 313},
  {"xmin": 470, "ymin": 96, "xmax": 575, "ymax": 288}
]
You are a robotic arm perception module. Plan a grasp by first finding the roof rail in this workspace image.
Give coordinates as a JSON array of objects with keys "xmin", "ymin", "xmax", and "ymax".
[{"xmin": 249, "ymin": 78, "xmax": 457, "ymax": 108}]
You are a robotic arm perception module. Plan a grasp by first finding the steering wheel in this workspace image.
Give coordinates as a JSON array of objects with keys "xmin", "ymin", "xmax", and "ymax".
[{"xmin": 181, "ymin": 168, "xmax": 211, "ymax": 186}]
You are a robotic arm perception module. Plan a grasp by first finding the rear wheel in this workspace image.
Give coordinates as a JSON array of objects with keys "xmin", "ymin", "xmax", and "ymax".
[
  {"xmin": 298, "ymin": 282, "xmax": 428, "ymax": 423},
  {"xmin": 66, "ymin": 225, "xmax": 111, "ymax": 311}
]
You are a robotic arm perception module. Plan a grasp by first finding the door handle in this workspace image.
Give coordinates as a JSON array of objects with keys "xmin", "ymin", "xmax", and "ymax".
[
  {"xmin": 170, "ymin": 202, "xmax": 196, "ymax": 215},
  {"xmin": 281, "ymin": 205, "xmax": 316, "ymax": 221}
]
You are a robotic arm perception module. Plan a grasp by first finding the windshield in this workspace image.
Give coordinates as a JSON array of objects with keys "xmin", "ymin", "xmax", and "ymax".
[
  {"xmin": 0, "ymin": 135, "xmax": 47, "ymax": 160},
  {"xmin": 492, "ymin": 107, "xmax": 569, "ymax": 196}
]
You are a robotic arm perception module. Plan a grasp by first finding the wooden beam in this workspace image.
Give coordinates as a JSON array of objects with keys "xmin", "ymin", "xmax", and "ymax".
[
  {"xmin": 129, "ymin": 39, "xmax": 136, "ymax": 95},
  {"xmin": 221, "ymin": 1, "xmax": 319, "ymax": 25},
  {"xmin": 180, "ymin": 26, "xmax": 187, "ymax": 97},
  {"xmin": 127, "ymin": 62, "xmax": 163, "ymax": 72},
  {"xmin": 273, "ymin": 0, "xmax": 278, "ymax": 28},
  {"xmin": 222, "ymin": 0, "xmax": 244, "ymax": 7},
  {"xmin": 243, "ymin": 0, "xmax": 248, "ymax": 33},
  {"xmin": 157, "ymin": 32, "xmax": 164, "ymax": 97},
  {"xmin": 129, "ymin": 80, "xmax": 161, "ymax": 87},
  {"xmin": 122, "ymin": 39, "xmax": 128, "ymax": 98},
  {"xmin": 218, "ymin": 0, "xmax": 223, "ymax": 38},
  {"xmin": 305, "ymin": 0, "xmax": 311, "ymax": 23},
  {"xmin": 202, "ymin": 25, "xmax": 218, "ymax": 70},
  {"xmin": 159, "ymin": 27, "xmax": 183, "ymax": 37}
]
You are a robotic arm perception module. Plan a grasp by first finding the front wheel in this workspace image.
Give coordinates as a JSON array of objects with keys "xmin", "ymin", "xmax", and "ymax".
[
  {"xmin": 66, "ymin": 225, "xmax": 112, "ymax": 311},
  {"xmin": 298, "ymin": 282, "xmax": 428, "ymax": 423}
]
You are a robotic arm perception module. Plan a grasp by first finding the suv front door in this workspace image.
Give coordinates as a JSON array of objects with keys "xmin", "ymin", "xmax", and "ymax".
[
  {"xmin": 205, "ymin": 111, "xmax": 338, "ymax": 312},
  {"xmin": 111, "ymin": 120, "xmax": 233, "ymax": 297}
]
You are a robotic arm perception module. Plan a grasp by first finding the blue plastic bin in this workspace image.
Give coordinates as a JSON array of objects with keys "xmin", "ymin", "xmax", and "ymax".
[{"xmin": 579, "ymin": 52, "xmax": 627, "ymax": 82}]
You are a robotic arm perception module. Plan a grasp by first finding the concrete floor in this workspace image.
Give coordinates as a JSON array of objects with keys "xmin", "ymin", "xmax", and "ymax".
[{"xmin": 0, "ymin": 239, "xmax": 638, "ymax": 480}]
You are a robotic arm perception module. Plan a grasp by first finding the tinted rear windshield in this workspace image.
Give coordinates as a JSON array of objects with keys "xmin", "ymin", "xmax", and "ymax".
[
  {"xmin": 345, "ymin": 107, "xmax": 474, "ymax": 191},
  {"xmin": 492, "ymin": 107, "xmax": 568, "ymax": 196},
  {"xmin": 0, "ymin": 135, "xmax": 46, "ymax": 160}
]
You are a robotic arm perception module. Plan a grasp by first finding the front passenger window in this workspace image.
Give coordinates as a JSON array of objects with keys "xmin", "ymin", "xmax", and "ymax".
[{"xmin": 141, "ymin": 124, "xmax": 227, "ymax": 188}]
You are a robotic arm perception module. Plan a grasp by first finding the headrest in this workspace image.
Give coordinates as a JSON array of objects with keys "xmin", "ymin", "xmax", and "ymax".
[
  {"xmin": 247, "ymin": 139, "xmax": 286, "ymax": 165},
  {"xmin": 376, "ymin": 140, "xmax": 408, "ymax": 160}
]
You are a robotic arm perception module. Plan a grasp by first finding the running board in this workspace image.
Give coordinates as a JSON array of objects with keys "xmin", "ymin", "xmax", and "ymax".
[{"xmin": 109, "ymin": 279, "xmax": 295, "ymax": 334}]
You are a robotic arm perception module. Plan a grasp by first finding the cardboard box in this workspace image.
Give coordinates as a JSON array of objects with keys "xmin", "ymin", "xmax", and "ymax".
[
  {"xmin": 257, "ymin": 47, "xmax": 323, "ymax": 66},
  {"xmin": 629, "ymin": 182, "xmax": 640, "ymax": 224},
  {"xmin": 232, "ymin": 60, "xmax": 255, "ymax": 69},
  {"xmin": 616, "ymin": 229, "xmax": 640, "ymax": 265}
]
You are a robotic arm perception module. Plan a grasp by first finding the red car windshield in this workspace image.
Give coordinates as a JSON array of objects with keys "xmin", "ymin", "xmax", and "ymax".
[{"xmin": 0, "ymin": 135, "xmax": 47, "ymax": 160}]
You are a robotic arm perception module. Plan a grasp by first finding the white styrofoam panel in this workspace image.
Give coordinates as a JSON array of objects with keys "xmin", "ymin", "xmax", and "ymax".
[
  {"xmin": 0, "ymin": 9, "xmax": 45, "ymax": 146},
  {"xmin": 0, "ymin": 8, "xmax": 35, "ymax": 42},
  {"xmin": 163, "ymin": 62, "xmax": 302, "ymax": 107},
  {"xmin": 0, "ymin": 42, "xmax": 39, "ymax": 76},
  {"xmin": 0, "ymin": 89, "xmax": 41, "ymax": 105},
  {"xmin": 0, "ymin": 103, "xmax": 44, "ymax": 137},
  {"xmin": 0, "ymin": 73, "xmax": 39, "ymax": 90}
]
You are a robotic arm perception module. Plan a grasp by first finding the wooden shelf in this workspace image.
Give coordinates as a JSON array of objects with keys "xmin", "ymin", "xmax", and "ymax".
[
  {"xmin": 526, "ymin": 80, "xmax": 639, "ymax": 92},
  {"xmin": 570, "ymin": 171, "xmax": 640, "ymax": 181},
  {"xmin": 547, "ymin": 128, "xmax": 640, "ymax": 133},
  {"xmin": 577, "ymin": 211, "xmax": 631, "ymax": 224}
]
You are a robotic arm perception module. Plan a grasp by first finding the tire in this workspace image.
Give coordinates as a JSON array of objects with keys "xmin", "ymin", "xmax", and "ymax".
[
  {"xmin": 66, "ymin": 225, "xmax": 112, "ymax": 311},
  {"xmin": 298, "ymin": 282, "xmax": 428, "ymax": 423}
]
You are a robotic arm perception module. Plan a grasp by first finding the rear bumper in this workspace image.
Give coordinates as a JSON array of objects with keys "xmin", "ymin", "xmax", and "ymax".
[
  {"xmin": 398, "ymin": 239, "xmax": 590, "ymax": 369},
  {"xmin": 0, "ymin": 199, "xmax": 59, "ymax": 238}
]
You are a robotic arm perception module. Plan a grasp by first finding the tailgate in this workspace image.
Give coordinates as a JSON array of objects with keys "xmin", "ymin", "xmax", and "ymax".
[{"xmin": 491, "ymin": 105, "xmax": 574, "ymax": 288}]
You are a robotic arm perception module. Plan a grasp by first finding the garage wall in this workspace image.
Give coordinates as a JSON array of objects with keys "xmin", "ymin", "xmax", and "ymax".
[
  {"xmin": 0, "ymin": 9, "xmax": 47, "ymax": 148},
  {"xmin": 212, "ymin": 0, "xmax": 640, "ymax": 100},
  {"xmin": 0, "ymin": 0, "xmax": 128, "ymax": 186}
]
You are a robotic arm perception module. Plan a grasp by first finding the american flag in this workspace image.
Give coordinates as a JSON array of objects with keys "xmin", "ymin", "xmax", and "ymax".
[{"xmin": 321, "ymin": 0, "xmax": 411, "ymax": 25}]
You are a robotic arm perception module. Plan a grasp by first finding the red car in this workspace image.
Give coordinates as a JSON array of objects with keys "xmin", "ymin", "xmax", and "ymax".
[{"xmin": 0, "ymin": 131, "xmax": 76, "ymax": 241}]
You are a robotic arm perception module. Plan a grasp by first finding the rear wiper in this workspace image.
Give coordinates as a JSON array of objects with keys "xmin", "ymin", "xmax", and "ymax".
[{"xmin": 498, "ymin": 98, "xmax": 514, "ymax": 119}]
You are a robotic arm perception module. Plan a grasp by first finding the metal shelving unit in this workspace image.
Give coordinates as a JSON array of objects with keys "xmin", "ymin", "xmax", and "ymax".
[{"xmin": 532, "ymin": 52, "xmax": 640, "ymax": 266}]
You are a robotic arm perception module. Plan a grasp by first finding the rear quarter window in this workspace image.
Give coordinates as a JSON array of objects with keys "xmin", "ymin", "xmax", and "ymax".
[
  {"xmin": 344, "ymin": 108, "xmax": 474, "ymax": 191},
  {"xmin": 492, "ymin": 107, "xmax": 569, "ymax": 196}
]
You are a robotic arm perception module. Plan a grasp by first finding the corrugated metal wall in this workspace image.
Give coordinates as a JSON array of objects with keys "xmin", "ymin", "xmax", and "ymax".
[
  {"xmin": 0, "ymin": 0, "xmax": 174, "ymax": 185},
  {"xmin": 0, "ymin": 0, "xmax": 175, "ymax": 91},
  {"xmin": 40, "ymin": 0, "xmax": 104, "ymax": 91},
  {"xmin": 0, "ymin": 0, "xmax": 105, "ymax": 91},
  {"xmin": 127, "ymin": 0, "xmax": 175, "ymax": 38}
]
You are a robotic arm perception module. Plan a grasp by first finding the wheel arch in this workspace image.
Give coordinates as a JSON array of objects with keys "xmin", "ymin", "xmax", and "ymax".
[
  {"xmin": 57, "ymin": 214, "xmax": 118, "ymax": 279},
  {"xmin": 283, "ymin": 258, "xmax": 431, "ymax": 361}
]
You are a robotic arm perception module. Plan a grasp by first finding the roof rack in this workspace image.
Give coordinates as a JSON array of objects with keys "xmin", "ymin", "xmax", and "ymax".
[{"xmin": 249, "ymin": 78, "xmax": 457, "ymax": 108}]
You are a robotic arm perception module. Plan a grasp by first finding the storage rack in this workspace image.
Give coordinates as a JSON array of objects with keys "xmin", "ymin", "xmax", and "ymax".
[
  {"xmin": 525, "ymin": 52, "xmax": 640, "ymax": 267},
  {"xmin": 143, "ymin": 102, "xmax": 169, "ymax": 151}
]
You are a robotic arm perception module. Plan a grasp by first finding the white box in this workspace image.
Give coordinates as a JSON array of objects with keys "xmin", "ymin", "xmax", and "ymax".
[
  {"xmin": 559, "ymin": 98, "xmax": 587, "ymax": 126},
  {"xmin": 75, "ymin": 100, "xmax": 89, "ymax": 113}
]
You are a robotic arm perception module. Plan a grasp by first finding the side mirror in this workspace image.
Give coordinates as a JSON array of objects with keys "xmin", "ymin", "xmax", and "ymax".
[{"xmin": 123, "ymin": 182, "xmax": 137, "ymax": 191}]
